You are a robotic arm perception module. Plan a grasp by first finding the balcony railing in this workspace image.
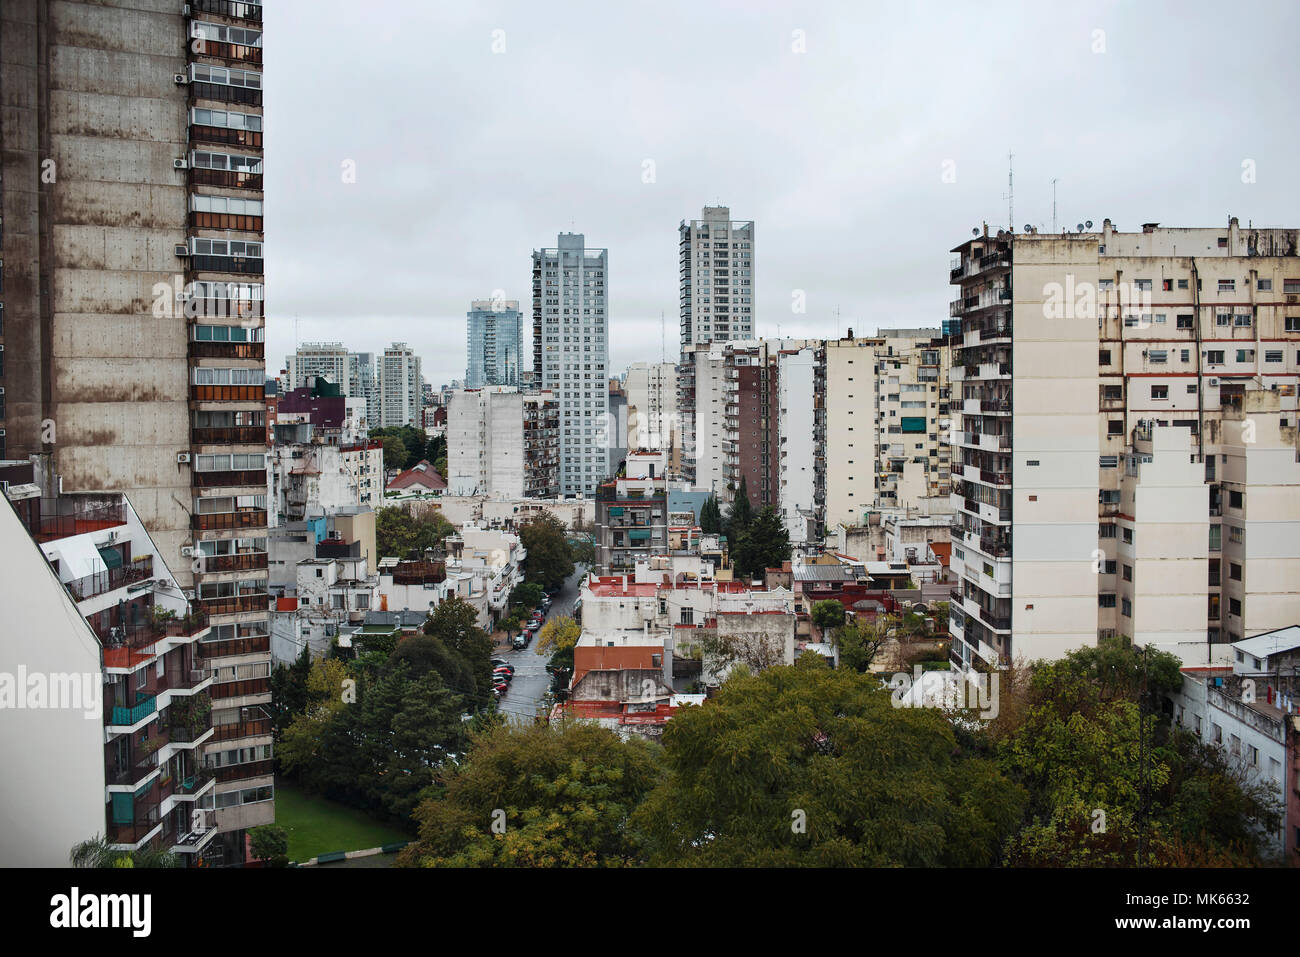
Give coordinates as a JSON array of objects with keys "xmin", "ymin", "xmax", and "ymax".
[
  {"xmin": 188, "ymin": 340, "xmax": 265, "ymax": 361},
  {"xmin": 213, "ymin": 759, "xmax": 274, "ymax": 783},
  {"xmin": 192, "ymin": 508, "xmax": 267, "ymax": 531},
  {"xmin": 210, "ymin": 676, "xmax": 271, "ymax": 699},
  {"xmin": 189, "ymin": 81, "xmax": 262, "ymax": 107},
  {"xmin": 26, "ymin": 500, "xmax": 127, "ymax": 543},
  {"xmin": 191, "ymin": 468, "xmax": 267, "ymax": 489},
  {"xmin": 190, "ymin": 384, "xmax": 264, "ymax": 402},
  {"xmin": 66, "ymin": 555, "xmax": 154, "ymax": 602},
  {"xmin": 96, "ymin": 611, "xmax": 210, "ymax": 655},
  {"xmin": 108, "ymin": 819, "xmax": 161, "ymax": 846},
  {"xmin": 108, "ymin": 694, "xmax": 158, "ymax": 728},
  {"xmin": 191, "ymin": 425, "xmax": 267, "ymax": 446},
  {"xmin": 198, "ymin": 594, "xmax": 268, "ymax": 616},
  {"xmin": 198, "ymin": 552, "xmax": 268, "ymax": 573},
  {"xmin": 189, "ymin": 254, "xmax": 263, "ymax": 275},
  {"xmin": 189, "ymin": 167, "xmax": 263, "ymax": 191},
  {"xmin": 210, "ymin": 707, "xmax": 273, "ymax": 742},
  {"xmin": 189, "ymin": 125, "xmax": 263, "ymax": 149},
  {"xmin": 191, "ymin": 39, "xmax": 262, "ymax": 64},
  {"xmin": 199, "ymin": 633, "xmax": 270, "ymax": 659},
  {"xmin": 190, "ymin": 0, "xmax": 262, "ymax": 21},
  {"xmin": 188, "ymin": 210, "xmax": 263, "ymax": 232}
]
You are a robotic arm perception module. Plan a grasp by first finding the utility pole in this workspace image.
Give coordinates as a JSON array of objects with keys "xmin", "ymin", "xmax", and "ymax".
[
  {"xmin": 1007, "ymin": 151, "xmax": 1014, "ymax": 231},
  {"xmin": 1051, "ymin": 178, "xmax": 1058, "ymax": 233}
]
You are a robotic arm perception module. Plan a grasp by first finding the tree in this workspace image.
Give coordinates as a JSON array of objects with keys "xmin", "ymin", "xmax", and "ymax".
[
  {"xmin": 729, "ymin": 505, "xmax": 791, "ymax": 580},
  {"xmin": 518, "ymin": 512, "xmax": 574, "ymax": 588},
  {"xmin": 71, "ymin": 836, "xmax": 184, "ymax": 869},
  {"xmin": 699, "ymin": 495, "xmax": 723, "ymax": 534},
  {"xmin": 724, "ymin": 478, "xmax": 754, "ymax": 540},
  {"xmin": 388, "ymin": 633, "xmax": 477, "ymax": 699},
  {"xmin": 835, "ymin": 620, "xmax": 884, "ymax": 673},
  {"xmin": 992, "ymin": 638, "xmax": 1278, "ymax": 866},
  {"xmin": 371, "ymin": 425, "xmax": 429, "ymax": 470},
  {"xmin": 633, "ymin": 661, "xmax": 1025, "ymax": 866},
  {"xmin": 375, "ymin": 506, "xmax": 454, "ymax": 560},
  {"xmin": 397, "ymin": 722, "xmax": 662, "ymax": 867},
  {"xmin": 810, "ymin": 599, "xmax": 845, "ymax": 636},
  {"xmin": 425, "ymin": 433, "xmax": 447, "ymax": 468},
  {"xmin": 380, "ymin": 435, "xmax": 408, "ymax": 472},
  {"xmin": 270, "ymin": 644, "xmax": 313, "ymax": 736},
  {"xmin": 535, "ymin": 615, "xmax": 580, "ymax": 656},
  {"xmin": 424, "ymin": 597, "xmax": 493, "ymax": 707},
  {"xmin": 249, "ymin": 825, "xmax": 290, "ymax": 867},
  {"xmin": 509, "ymin": 582, "xmax": 545, "ymax": 610}
]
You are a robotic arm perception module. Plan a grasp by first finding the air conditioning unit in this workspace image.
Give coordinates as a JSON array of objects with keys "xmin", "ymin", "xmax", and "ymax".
[
  {"xmin": 173, "ymin": 158, "xmax": 188, "ymax": 170},
  {"xmin": 174, "ymin": 244, "xmax": 191, "ymax": 257},
  {"xmin": 182, "ymin": 3, "xmax": 191, "ymax": 15},
  {"xmin": 181, "ymin": 546, "xmax": 194, "ymax": 557},
  {"xmin": 1208, "ymin": 378, "xmax": 1219, "ymax": 386},
  {"xmin": 177, "ymin": 452, "xmax": 191, "ymax": 464},
  {"xmin": 1287, "ymin": 295, "xmax": 1297, "ymax": 304},
  {"xmin": 174, "ymin": 73, "xmax": 189, "ymax": 85}
]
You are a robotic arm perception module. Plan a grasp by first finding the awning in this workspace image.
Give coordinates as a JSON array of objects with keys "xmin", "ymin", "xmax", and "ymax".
[{"xmin": 97, "ymin": 546, "xmax": 123, "ymax": 570}]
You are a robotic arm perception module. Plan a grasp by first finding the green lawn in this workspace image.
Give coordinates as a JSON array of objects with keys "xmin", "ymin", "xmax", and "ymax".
[{"xmin": 275, "ymin": 782, "xmax": 412, "ymax": 862}]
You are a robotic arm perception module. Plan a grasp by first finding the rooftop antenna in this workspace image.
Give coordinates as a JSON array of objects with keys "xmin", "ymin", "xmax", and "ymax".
[
  {"xmin": 1051, "ymin": 178, "xmax": 1058, "ymax": 233},
  {"xmin": 1006, "ymin": 151, "xmax": 1014, "ymax": 232}
]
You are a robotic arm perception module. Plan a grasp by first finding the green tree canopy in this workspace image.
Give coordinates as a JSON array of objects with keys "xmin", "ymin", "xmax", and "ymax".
[
  {"xmin": 729, "ymin": 505, "xmax": 791, "ymax": 580},
  {"xmin": 634, "ymin": 660, "xmax": 1025, "ymax": 866},
  {"xmin": 398, "ymin": 722, "xmax": 663, "ymax": 867},
  {"xmin": 375, "ymin": 506, "xmax": 454, "ymax": 560},
  {"xmin": 699, "ymin": 495, "xmax": 723, "ymax": 534},
  {"xmin": 518, "ymin": 512, "xmax": 575, "ymax": 588},
  {"xmin": 724, "ymin": 478, "xmax": 753, "ymax": 540}
]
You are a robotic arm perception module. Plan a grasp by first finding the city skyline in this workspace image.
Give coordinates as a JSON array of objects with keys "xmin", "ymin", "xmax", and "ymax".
[{"xmin": 264, "ymin": 0, "xmax": 1300, "ymax": 387}]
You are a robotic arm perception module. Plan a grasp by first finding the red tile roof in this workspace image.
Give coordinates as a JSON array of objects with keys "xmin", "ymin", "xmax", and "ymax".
[{"xmin": 387, "ymin": 460, "xmax": 447, "ymax": 491}]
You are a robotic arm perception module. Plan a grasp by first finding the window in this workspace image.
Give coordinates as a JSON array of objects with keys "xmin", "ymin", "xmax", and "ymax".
[
  {"xmin": 1134, "ymin": 279, "xmax": 1152, "ymax": 291},
  {"xmin": 1229, "ymin": 562, "xmax": 1242, "ymax": 581},
  {"xmin": 1187, "ymin": 383, "xmax": 1197, "ymax": 394},
  {"xmin": 1100, "ymin": 455, "xmax": 1119, "ymax": 468},
  {"xmin": 1122, "ymin": 564, "xmax": 1132, "ymax": 581},
  {"xmin": 679, "ymin": 607, "xmax": 693, "ymax": 625},
  {"xmin": 1122, "ymin": 527, "xmax": 1133, "ymax": 544},
  {"xmin": 1148, "ymin": 349, "xmax": 1167, "ymax": 364},
  {"xmin": 1107, "ymin": 420, "xmax": 1123, "ymax": 436},
  {"xmin": 1228, "ymin": 489, "xmax": 1243, "ymax": 509},
  {"xmin": 1151, "ymin": 385, "xmax": 1168, "ymax": 400},
  {"xmin": 1099, "ymin": 593, "xmax": 1116, "ymax": 608},
  {"xmin": 1099, "ymin": 349, "xmax": 1111, "ymax": 365},
  {"xmin": 1176, "ymin": 314, "xmax": 1193, "ymax": 329},
  {"xmin": 1121, "ymin": 597, "xmax": 1132, "ymax": 617},
  {"xmin": 1257, "ymin": 278, "xmax": 1272, "ymax": 291},
  {"xmin": 1265, "ymin": 349, "xmax": 1283, "ymax": 363},
  {"xmin": 1217, "ymin": 279, "xmax": 1235, "ymax": 292},
  {"xmin": 1205, "ymin": 350, "xmax": 1224, "ymax": 364}
]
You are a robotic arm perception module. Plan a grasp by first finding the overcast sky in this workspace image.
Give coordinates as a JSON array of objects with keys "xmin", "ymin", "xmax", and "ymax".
[{"xmin": 264, "ymin": 0, "xmax": 1300, "ymax": 389}]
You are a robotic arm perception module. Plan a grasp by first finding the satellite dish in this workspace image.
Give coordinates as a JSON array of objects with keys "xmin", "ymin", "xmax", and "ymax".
[
  {"xmin": 1076, "ymin": 223, "xmax": 1084, "ymax": 232},
  {"xmin": 1085, "ymin": 220, "xmax": 1093, "ymax": 229},
  {"xmin": 971, "ymin": 227, "xmax": 979, "ymax": 236},
  {"xmin": 996, "ymin": 229, "xmax": 1005, "ymax": 239},
  {"xmin": 1024, "ymin": 224, "xmax": 1033, "ymax": 233}
]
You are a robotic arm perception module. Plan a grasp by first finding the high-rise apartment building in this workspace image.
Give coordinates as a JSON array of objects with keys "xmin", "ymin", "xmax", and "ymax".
[
  {"xmin": 446, "ymin": 387, "xmax": 559, "ymax": 498},
  {"xmin": 531, "ymin": 233, "xmax": 609, "ymax": 497},
  {"xmin": 285, "ymin": 342, "xmax": 350, "ymax": 393},
  {"xmin": 822, "ymin": 331, "xmax": 952, "ymax": 530},
  {"xmin": 678, "ymin": 206, "xmax": 755, "ymax": 485},
  {"xmin": 0, "ymin": 0, "xmax": 272, "ymax": 865},
  {"xmin": 947, "ymin": 218, "xmax": 1300, "ymax": 671},
  {"xmin": 466, "ymin": 298, "xmax": 522, "ymax": 388},
  {"xmin": 378, "ymin": 342, "xmax": 423, "ymax": 428},
  {"xmin": 624, "ymin": 361, "xmax": 679, "ymax": 461}
]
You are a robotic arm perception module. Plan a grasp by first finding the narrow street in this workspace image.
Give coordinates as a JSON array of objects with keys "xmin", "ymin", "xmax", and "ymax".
[{"xmin": 497, "ymin": 564, "xmax": 586, "ymax": 724}]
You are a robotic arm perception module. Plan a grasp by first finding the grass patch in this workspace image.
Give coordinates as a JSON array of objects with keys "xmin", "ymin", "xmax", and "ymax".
[{"xmin": 275, "ymin": 782, "xmax": 412, "ymax": 862}]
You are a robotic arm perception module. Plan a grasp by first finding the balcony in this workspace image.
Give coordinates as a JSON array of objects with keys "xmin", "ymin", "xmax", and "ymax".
[
  {"xmin": 190, "ymin": 384, "xmax": 264, "ymax": 402},
  {"xmin": 191, "ymin": 468, "xmax": 267, "ymax": 489},
  {"xmin": 190, "ymin": 0, "xmax": 262, "ymax": 21},
  {"xmin": 108, "ymin": 819, "xmax": 162, "ymax": 848},
  {"xmin": 107, "ymin": 694, "xmax": 158, "ymax": 730},
  {"xmin": 210, "ymin": 676, "xmax": 271, "ymax": 699},
  {"xmin": 172, "ymin": 810, "xmax": 220, "ymax": 854},
  {"xmin": 190, "ymin": 166, "xmax": 263, "ymax": 190},
  {"xmin": 198, "ymin": 633, "xmax": 270, "ymax": 660},
  {"xmin": 214, "ymin": 758, "xmax": 275, "ymax": 783},
  {"xmin": 192, "ymin": 508, "xmax": 267, "ymax": 531},
  {"xmin": 192, "ymin": 39, "xmax": 262, "ymax": 64},
  {"xmin": 191, "ymin": 425, "xmax": 266, "ymax": 446},
  {"xmin": 25, "ymin": 499, "xmax": 126, "ymax": 543},
  {"xmin": 98, "ymin": 611, "xmax": 210, "ymax": 668},
  {"xmin": 188, "ymin": 210, "xmax": 263, "ymax": 232},
  {"xmin": 198, "ymin": 594, "xmax": 268, "ymax": 616},
  {"xmin": 198, "ymin": 551, "xmax": 268, "ymax": 573},
  {"xmin": 189, "ymin": 254, "xmax": 263, "ymax": 275},
  {"xmin": 189, "ymin": 124, "xmax": 263, "ymax": 149},
  {"xmin": 65, "ymin": 555, "xmax": 154, "ymax": 602},
  {"xmin": 188, "ymin": 340, "xmax": 265, "ymax": 361},
  {"xmin": 210, "ymin": 705, "xmax": 273, "ymax": 742},
  {"xmin": 190, "ymin": 81, "xmax": 262, "ymax": 108}
]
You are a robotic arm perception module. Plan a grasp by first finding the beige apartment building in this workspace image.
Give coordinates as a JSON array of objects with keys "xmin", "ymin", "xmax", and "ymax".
[
  {"xmin": 948, "ymin": 218, "xmax": 1300, "ymax": 671},
  {"xmin": 822, "ymin": 331, "xmax": 953, "ymax": 531}
]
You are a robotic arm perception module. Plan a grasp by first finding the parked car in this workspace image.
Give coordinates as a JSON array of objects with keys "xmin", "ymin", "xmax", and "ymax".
[
  {"xmin": 493, "ymin": 667, "xmax": 514, "ymax": 681},
  {"xmin": 512, "ymin": 635, "xmax": 527, "ymax": 650},
  {"xmin": 491, "ymin": 657, "xmax": 508, "ymax": 668}
]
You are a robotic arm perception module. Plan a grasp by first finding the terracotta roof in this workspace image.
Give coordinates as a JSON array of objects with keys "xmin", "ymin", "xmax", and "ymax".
[{"xmin": 387, "ymin": 460, "xmax": 447, "ymax": 491}]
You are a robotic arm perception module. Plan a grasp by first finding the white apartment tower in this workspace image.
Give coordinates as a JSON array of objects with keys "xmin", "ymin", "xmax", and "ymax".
[
  {"xmin": 531, "ymin": 233, "xmax": 609, "ymax": 497},
  {"xmin": 678, "ymin": 206, "xmax": 755, "ymax": 485},
  {"xmin": 378, "ymin": 342, "xmax": 423, "ymax": 428},
  {"xmin": 947, "ymin": 218, "xmax": 1300, "ymax": 671}
]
